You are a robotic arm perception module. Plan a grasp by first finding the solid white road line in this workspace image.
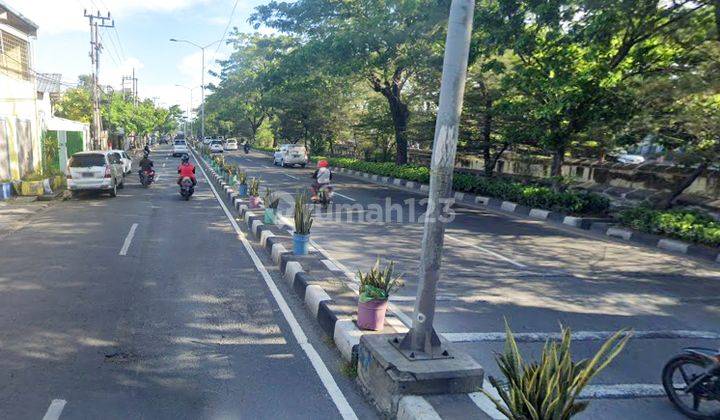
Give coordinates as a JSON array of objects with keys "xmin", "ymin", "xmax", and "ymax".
[
  {"xmin": 445, "ymin": 233, "xmax": 527, "ymax": 269},
  {"xmin": 283, "ymin": 173, "xmax": 299, "ymax": 180},
  {"xmin": 444, "ymin": 329, "xmax": 720, "ymax": 343},
  {"xmin": 42, "ymin": 399, "xmax": 67, "ymax": 420},
  {"xmin": 191, "ymin": 149, "xmax": 358, "ymax": 420},
  {"xmin": 119, "ymin": 223, "xmax": 138, "ymax": 256},
  {"xmin": 333, "ymin": 192, "xmax": 356, "ymax": 202}
]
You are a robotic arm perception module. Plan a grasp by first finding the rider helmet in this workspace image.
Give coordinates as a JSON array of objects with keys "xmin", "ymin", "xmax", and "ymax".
[
  {"xmin": 181, "ymin": 154, "xmax": 190, "ymax": 163},
  {"xmin": 317, "ymin": 160, "xmax": 329, "ymax": 168}
]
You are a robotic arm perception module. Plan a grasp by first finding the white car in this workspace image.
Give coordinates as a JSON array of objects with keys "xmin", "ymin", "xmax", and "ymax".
[
  {"xmin": 110, "ymin": 149, "xmax": 132, "ymax": 174},
  {"xmin": 224, "ymin": 138, "xmax": 238, "ymax": 151},
  {"xmin": 67, "ymin": 151, "xmax": 124, "ymax": 197},
  {"xmin": 273, "ymin": 144, "xmax": 308, "ymax": 167},
  {"xmin": 617, "ymin": 154, "xmax": 646, "ymax": 164},
  {"xmin": 173, "ymin": 139, "xmax": 189, "ymax": 157},
  {"xmin": 203, "ymin": 137, "xmax": 213, "ymax": 145},
  {"xmin": 210, "ymin": 140, "xmax": 224, "ymax": 153}
]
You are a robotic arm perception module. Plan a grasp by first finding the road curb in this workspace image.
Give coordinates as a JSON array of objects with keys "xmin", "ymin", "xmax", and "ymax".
[{"xmin": 330, "ymin": 166, "xmax": 720, "ymax": 265}]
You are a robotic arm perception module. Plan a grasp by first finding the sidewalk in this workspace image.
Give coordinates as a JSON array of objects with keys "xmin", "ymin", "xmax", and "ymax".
[{"xmin": 0, "ymin": 194, "xmax": 65, "ymax": 237}]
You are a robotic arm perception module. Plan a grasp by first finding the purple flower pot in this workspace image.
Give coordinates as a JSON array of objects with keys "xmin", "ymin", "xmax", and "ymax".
[
  {"xmin": 357, "ymin": 299, "xmax": 389, "ymax": 331},
  {"xmin": 249, "ymin": 195, "xmax": 261, "ymax": 208}
]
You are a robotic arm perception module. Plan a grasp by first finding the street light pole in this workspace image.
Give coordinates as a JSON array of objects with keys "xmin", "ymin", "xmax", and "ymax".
[
  {"xmin": 170, "ymin": 38, "xmax": 221, "ymax": 141},
  {"xmin": 175, "ymin": 84, "xmax": 198, "ymax": 136},
  {"xmin": 399, "ymin": 0, "xmax": 476, "ymax": 358}
]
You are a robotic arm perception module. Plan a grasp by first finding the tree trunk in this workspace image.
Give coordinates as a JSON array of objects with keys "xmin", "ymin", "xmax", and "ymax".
[
  {"xmin": 481, "ymin": 97, "xmax": 494, "ymax": 176},
  {"xmin": 550, "ymin": 146, "xmax": 565, "ymax": 178},
  {"xmin": 715, "ymin": 0, "xmax": 720, "ymax": 42},
  {"xmin": 386, "ymin": 95, "xmax": 409, "ymax": 165},
  {"xmin": 656, "ymin": 162, "xmax": 708, "ymax": 210}
]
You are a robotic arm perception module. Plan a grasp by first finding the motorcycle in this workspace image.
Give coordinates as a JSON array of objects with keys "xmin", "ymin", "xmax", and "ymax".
[
  {"xmin": 243, "ymin": 143, "xmax": 250, "ymax": 154},
  {"xmin": 179, "ymin": 176, "xmax": 194, "ymax": 200},
  {"xmin": 139, "ymin": 169, "xmax": 155, "ymax": 187},
  {"xmin": 312, "ymin": 184, "xmax": 334, "ymax": 210},
  {"xmin": 663, "ymin": 347, "xmax": 720, "ymax": 419}
]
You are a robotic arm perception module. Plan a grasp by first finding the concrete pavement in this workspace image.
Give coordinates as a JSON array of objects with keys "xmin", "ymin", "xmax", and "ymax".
[
  {"xmin": 0, "ymin": 146, "xmax": 377, "ymax": 419},
  {"xmin": 225, "ymin": 148, "xmax": 720, "ymax": 419}
]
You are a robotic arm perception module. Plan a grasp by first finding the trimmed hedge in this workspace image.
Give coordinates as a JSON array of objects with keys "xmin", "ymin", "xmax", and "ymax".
[
  {"xmin": 619, "ymin": 207, "xmax": 720, "ymax": 247},
  {"xmin": 325, "ymin": 157, "xmax": 610, "ymax": 216}
]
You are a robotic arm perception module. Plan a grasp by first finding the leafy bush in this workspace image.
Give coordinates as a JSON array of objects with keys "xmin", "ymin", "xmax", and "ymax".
[
  {"xmin": 358, "ymin": 259, "xmax": 404, "ymax": 302},
  {"xmin": 619, "ymin": 207, "xmax": 720, "ymax": 247},
  {"xmin": 484, "ymin": 322, "xmax": 630, "ymax": 420},
  {"xmin": 324, "ymin": 158, "xmax": 609, "ymax": 215}
]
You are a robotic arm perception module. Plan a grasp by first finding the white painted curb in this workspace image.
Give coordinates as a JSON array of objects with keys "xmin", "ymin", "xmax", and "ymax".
[
  {"xmin": 393, "ymin": 179, "xmax": 402, "ymax": 186},
  {"xmin": 500, "ymin": 201, "xmax": 517, "ymax": 212},
  {"xmin": 606, "ymin": 227, "xmax": 632, "ymax": 240},
  {"xmin": 658, "ymin": 238, "xmax": 689, "ymax": 254},
  {"xmin": 333, "ymin": 319, "xmax": 362, "ymax": 362},
  {"xmin": 454, "ymin": 191, "xmax": 465, "ymax": 201},
  {"xmin": 475, "ymin": 196, "xmax": 489, "ymax": 205},
  {"xmin": 420, "ymin": 184, "xmax": 430, "ymax": 192},
  {"xmin": 397, "ymin": 396, "xmax": 442, "ymax": 420},
  {"xmin": 304, "ymin": 284, "xmax": 331, "ymax": 318},
  {"xmin": 529, "ymin": 209, "xmax": 550, "ymax": 219},
  {"xmin": 251, "ymin": 219, "xmax": 262, "ymax": 236},
  {"xmin": 284, "ymin": 261, "xmax": 303, "ymax": 286},
  {"xmin": 271, "ymin": 243, "xmax": 288, "ymax": 264},
  {"xmin": 563, "ymin": 216, "xmax": 582, "ymax": 227},
  {"xmin": 405, "ymin": 181, "xmax": 416, "ymax": 189},
  {"xmin": 260, "ymin": 230, "xmax": 275, "ymax": 248}
]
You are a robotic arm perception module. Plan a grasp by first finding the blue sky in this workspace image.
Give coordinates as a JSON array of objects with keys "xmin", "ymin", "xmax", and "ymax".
[{"xmin": 6, "ymin": 0, "xmax": 272, "ymax": 115}]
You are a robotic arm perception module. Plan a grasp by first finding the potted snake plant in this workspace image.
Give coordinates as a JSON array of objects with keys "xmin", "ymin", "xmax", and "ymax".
[
  {"xmin": 357, "ymin": 259, "xmax": 403, "ymax": 330},
  {"xmin": 263, "ymin": 187, "xmax": 280, "ymax": 224},
  {"xmin": 293, "ymin": 192, "xmax": 313, "ymax": 255},
  {"xmin": 248, "ymin": 177, "xmax": 262, "ymax": 208},
  {"xmin": 236, "ymin": 171, "xmax": 248, "ymax": 196}
]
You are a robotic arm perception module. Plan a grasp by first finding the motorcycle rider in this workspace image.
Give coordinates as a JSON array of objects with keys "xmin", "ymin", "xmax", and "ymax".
[
  {"xmin": 177, "ymin": 154, "xmax": 197, "ymax": 187},
  {"xmin": 138, "ymin": 151, "xmax": 154, "ymax": 180},
  {"xmin": 311, "ymin": 159, "xmax": 332, "ymax": 201},
  {"xmin": 243, "ymin": 142, "xmax": 250, "ymax": 153}
]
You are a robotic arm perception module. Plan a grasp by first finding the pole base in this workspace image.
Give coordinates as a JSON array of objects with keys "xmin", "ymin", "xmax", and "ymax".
[
  {"xmin": 391, "ymin": 329, "xmax": 453, "ymax": 360},
  {"xmin": 358, "ymin": 333, "xmax": 484, "ymax": 416}
]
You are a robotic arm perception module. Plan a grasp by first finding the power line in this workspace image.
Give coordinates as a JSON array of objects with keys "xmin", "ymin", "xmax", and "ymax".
[{"xmin": 214, "ymin": 0, "xmax": 241, "ymax": 54}]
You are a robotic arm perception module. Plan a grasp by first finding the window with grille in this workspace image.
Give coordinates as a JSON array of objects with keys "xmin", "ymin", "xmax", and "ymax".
[{"xmin": 0, "ymin": 30, "xmax": 30, "ymax": 81}]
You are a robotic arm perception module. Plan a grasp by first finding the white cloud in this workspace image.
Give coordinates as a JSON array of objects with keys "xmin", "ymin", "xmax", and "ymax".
[
  {"xmin": 99, "ymin": 56, "xmax": 143, "ymax": 88},
  {"xmin": 177, "ymin": 49, "xmax": 224, "ymax": 88},
  {"xmin": 4, "ymin": 0, "xmax": 211, "ymax": 35}
]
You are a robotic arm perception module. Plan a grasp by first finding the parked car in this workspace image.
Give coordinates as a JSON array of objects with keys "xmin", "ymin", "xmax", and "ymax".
[
  {"xmin": 210, "ymin": 140, "xmax": 224, "ymax": 153},
  {"xmin": 273, "ymin": 144, "xmax": 308, "ymax": 167},
  {"xmin": 67, "ymin": 151, "xmax": 124, "ymax": 197},
  {"xmin": 111, "ymin": 149, "xmax": 132, "ymax": 174},
  {"xmin": 617, "ymin": 154, "xmax": 646, "ymax": 164},
  {"xmin": 203, "ymin": 137, "xmax": 213, "ymax": 145},
  {"xmin": 224, "ymin": 138, "xmax": 238, "ymax": 151},
  {"xmin": 172, "ymin": 139, "xmax": 189, "ymax": 157}
]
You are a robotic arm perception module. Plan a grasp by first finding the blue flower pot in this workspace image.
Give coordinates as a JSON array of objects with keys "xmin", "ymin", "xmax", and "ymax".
[
  {"xmin": 237, "ymin": 184, "xmax": 248, "ymax": 196},
  {"xmin": 293, "ymin": 233, "xmax": 310, "ymax": 255},
  {"xmin": 0, "ymin": 182, "xmax": 12, "ymax": 200}
]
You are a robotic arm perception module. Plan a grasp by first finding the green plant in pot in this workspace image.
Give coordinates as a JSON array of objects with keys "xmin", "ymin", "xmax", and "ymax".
[
  {"xmin": 263, "ymin": 187, "xmax": 280, "ymax": 225},
  {"xmin": 236, "ymin": 171, "xmax": 248, "ymax": 196},
  {"xmin": 483, "ymin": 322, "xmax": 630, "ymax": 419},
  {"xmin": 357, "ymin": 259, "xmax": 403, "ymax": 330},
  {"xmin": 293, "ymin": 192, "xmax": 313, "ymax": 255},
  {"xmin": 248, "ymin": 177, "xmax": 261, "ymax": 208}
]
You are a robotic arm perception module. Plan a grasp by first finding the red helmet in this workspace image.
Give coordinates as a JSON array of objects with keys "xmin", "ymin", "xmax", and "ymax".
[{"xmin": 317, "ymin": 160, "xmax": 329, "ymax": 168}]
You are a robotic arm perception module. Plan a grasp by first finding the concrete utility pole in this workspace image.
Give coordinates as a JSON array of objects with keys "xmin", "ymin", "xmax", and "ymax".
[
  {"xmin": 399, "ymin": 0, "xmax": 476, "ymax": 357},
  {"xmin": 175, "ymin": 84, "xmax": 196, "ymax": 136},
  {"xmin": 170, "ymin": 38, "xmax": 222, "ymax": 141},
  {"xmin": 132, "ymin": 67, "xmax": 138, "ymax": 107},
  {"xmin": 84, "ymin": 10, "xmax": 114, "ymax": 150}
]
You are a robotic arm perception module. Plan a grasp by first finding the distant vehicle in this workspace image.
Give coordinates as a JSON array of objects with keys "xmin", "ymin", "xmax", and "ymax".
[
  {"xmin": 224, "ymin": 138, "xmax": 238, "ymax": 151},
  {"xmin": 203, "ymin": 137, "xmax": 213, "ymax": 145},
  {"xmin": 159, "ymin": 137, "xmax": 169, "ymax": 145},
  {"xmin": 172, "ymin": 139, "xmax": 189, "ymax": 157},
  {"xmin": 210, "ymin": 140, "xmax": 224, "ymax": 153},
  {"xmin": 67, "ymin": 151, "xmax": 124, "ymax": 197},
  {"xmin": 617, "ymin": 154, "xmax": 646, "ymax": 164},
  {"xmin": 110, "ymin": 149, "xmax": 132, "ymax": 174},
  {"xmin": 274, "ymin": 144, "xmax": 308, "ymax": 167}
]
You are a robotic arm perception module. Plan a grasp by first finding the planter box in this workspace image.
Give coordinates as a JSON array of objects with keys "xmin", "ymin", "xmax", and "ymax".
[
  {"xmin": 51, "ymin": 175, "xmax": 66, "ymax": 191},
  {"xmin": 18, "ymin": 180, "xmax": 45, "ymax": 196}
]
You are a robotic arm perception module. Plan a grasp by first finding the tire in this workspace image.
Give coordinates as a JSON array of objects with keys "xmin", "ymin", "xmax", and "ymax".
[
  {"xmin": 109, "ymin": 183, "xmax": 117, "ymax": 197},
  {"xmin": 118, "ymin": 177, "xmax": 125, "ymax": 189},
  {"xmin": 281, "ymin": 159, "xmax": 286, "ymax": 167},
  {"xmin": 70, "ymin": 190, "xmax": 80, "ymax": 199},
  {"xmin": 662, "ymin": 355, "xmax": 720, "ymax": 419},
  {"xmin": 300, "ymin": 163, "xmax": 306, "ymax": 168}
]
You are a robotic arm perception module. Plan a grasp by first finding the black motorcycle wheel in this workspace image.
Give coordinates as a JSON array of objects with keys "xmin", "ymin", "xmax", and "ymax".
[{"xmin": 663, "ymin": 355, "xmax": 720, "ymax": 419}]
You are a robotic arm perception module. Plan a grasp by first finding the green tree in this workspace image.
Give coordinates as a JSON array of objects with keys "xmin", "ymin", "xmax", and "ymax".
[
  {"xmin": 253, "ymin": 0, "xmax": 448, "ymax": 164},
  {"xmin": 53, "ymin": 87, "xmax": 92, "ymax": 123}
]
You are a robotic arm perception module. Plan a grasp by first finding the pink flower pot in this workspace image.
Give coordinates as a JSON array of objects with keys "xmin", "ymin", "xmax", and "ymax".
[
  {"xmin": 249, "ymin": 195, "xmax": 261, "ymax": 208},
  {"xmin": 357, "ymin": 299, "xmax": 389, "ymax": 331}
]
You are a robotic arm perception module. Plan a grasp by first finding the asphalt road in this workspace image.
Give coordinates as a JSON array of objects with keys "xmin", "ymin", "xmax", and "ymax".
[
  {"xmin": 225, "ymin": 148, "xmax": 720, "ymax": 419},
  {"xmin": 0, "ymin": 146, "xmax": 376, "ymax": 419}
]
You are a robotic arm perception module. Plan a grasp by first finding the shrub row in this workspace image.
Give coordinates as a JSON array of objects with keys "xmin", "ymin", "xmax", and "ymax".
[
  {"xmin": 324, "ymin": 157, "xmax": 610, "ymax": 216},
  {"xmin": 618, "ymin": 207, "xmax": 720, "ymax": 247}
]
